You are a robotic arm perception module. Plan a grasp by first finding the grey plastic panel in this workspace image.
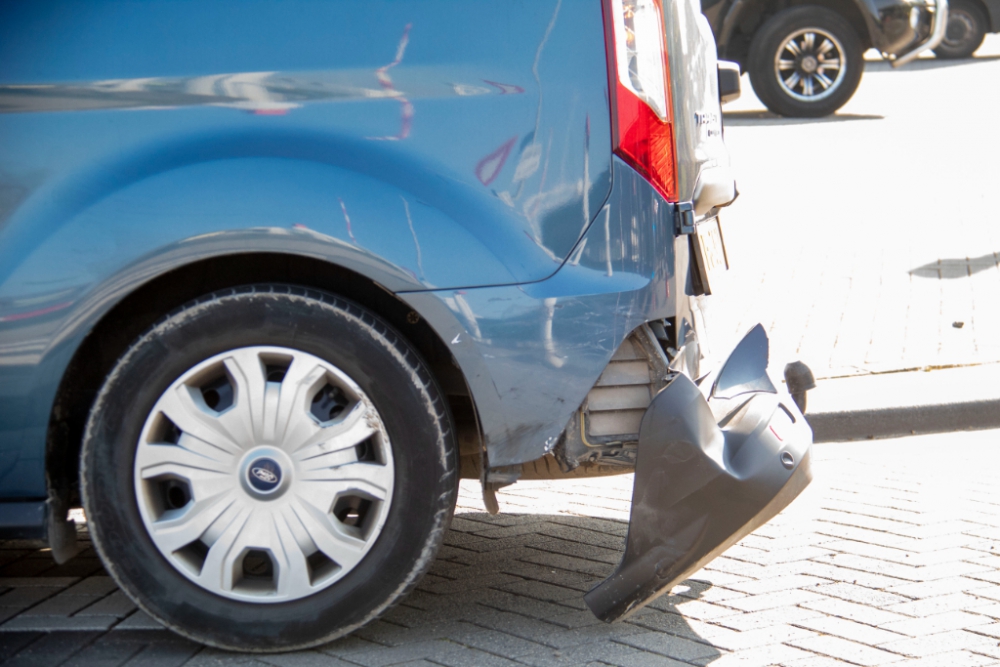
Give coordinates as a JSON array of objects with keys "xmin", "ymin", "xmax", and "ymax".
[
  {"xmin": 585, "ymin": 329, "xmax": 813, "ymax": 623},
  {"xmin": 712, "ymin": 323, "xmax": 777, "ymax": 399}
]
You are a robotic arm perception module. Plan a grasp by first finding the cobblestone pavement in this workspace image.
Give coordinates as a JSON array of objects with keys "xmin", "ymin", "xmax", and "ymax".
[
  {"xmin": 705, "ymin": 38, "xmax": 1000, "ymax": 379},
  {"xmin": 3, "ymin": 430, "xmax": 1000, "ymax": 666}
]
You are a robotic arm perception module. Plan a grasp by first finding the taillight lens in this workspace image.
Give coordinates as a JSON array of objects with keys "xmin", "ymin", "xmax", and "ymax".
[{"xmin": 606, "ymin": 0, "xmax": 677, "ymax": 201}]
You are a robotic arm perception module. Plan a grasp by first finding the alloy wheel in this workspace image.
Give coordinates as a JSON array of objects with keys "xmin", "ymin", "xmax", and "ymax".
[
  {"xmin": 133, "ymin": 346, "xmax": 394, "ymax": 603},
  {"xmin": 773, "ymin": 28, "xmax": 847, "ymax": 103}
]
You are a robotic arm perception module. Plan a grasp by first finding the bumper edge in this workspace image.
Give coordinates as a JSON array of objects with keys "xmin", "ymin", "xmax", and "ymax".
[
  {"xmin": 586, "ymin": 454, "xmax": 813, "ymax": 623},
  {"xmin": 585, "ymin": 327, "xmax": 814, "ymax": 623}
]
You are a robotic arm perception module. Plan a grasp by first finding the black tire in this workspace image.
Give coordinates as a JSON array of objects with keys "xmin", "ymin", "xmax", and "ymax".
[
  {"xmin": 933, "ymin": 0, "xmax": 988, "ymax": 59},
  {"xmin": 81, "ymin": 284, "xmax": 457, "ymax": 652},
  {"xmin": 747, "ymin": 6, "xmax": 865, "ymax": 118}
]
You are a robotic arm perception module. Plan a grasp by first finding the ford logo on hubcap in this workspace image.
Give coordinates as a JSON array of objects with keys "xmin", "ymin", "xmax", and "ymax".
[
  {"xmin": 247, "ymin": 458, "xmax": 281, "ymax": 493},
  {"xmin": 252, "ymin": 467, "xmax": 277, "ymax": 483}
]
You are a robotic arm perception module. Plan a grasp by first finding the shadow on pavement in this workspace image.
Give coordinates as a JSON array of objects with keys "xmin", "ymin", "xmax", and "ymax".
[
  {"xmin": 319, "ymin": 511, "xmax": 726, "ymax": 664},
  {"xmin": 909, "ymin": 252, "xmax": 1000, "ymax": 278},
  {"xmin": 724, "ymin": 110, "xmax": 883, "ymax": 126},
  {"xmin": 0, "ymin": 512, "xmax": 728, "ymax": 665}
]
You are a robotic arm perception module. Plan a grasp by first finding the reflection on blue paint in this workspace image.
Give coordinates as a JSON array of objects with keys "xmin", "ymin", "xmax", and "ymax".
[{"xmin": 0, "ymin": 1, "xmax": 667, "ymax": 497}]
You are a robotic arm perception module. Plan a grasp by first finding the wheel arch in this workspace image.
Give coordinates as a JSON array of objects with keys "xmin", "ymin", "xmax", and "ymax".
[
  {"xmin": 958, "ymin": 0, "xmax": 996, "ymax": 31},
  {"xmin": 984, "ymin": 0, "xmax": 1000, "ymax": 32},
  {"xmin": 46, "ymin": 252, "xmax": 478, "ymax": 509},
  {"xmin": 720, "ymin": 0, "xmax": 874, "ymax": 64}
]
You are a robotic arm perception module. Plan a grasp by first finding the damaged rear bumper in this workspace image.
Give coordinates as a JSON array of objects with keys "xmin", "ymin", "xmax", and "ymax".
[{"xmin": 585, "ymin": 324, "xmax": 813, "ymax": 622}]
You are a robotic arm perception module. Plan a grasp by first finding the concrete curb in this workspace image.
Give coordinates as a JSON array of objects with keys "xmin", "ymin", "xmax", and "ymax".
[
  {"xmin": 808, "ymin": 399, "xmax": 1000, "ymax": 443},
  {"xmin": 797, "ymin": 363, "xmax": 1000, "ymax": 443}
]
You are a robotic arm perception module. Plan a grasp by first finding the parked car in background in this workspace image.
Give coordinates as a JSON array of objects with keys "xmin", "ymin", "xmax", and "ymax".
[
  {"xmin": 703, "ymin": 0, "xmax": 947, "ymax": 116},
  {"xmin": 934, "ymin": 0, "xmax": 1000, "ymax": 57},
  {"xmin": 0, "ymin": 0, "xmax": 813, "ymax": 652}
]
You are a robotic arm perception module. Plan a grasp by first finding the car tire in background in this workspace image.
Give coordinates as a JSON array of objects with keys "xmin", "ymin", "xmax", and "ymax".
[
  {"xmin": 81, "ymin": 284, "xmax": 457, "ymax": 651},
  {"xmin": 933, "ymin": 0, "xmax": 988, "ymax": 58},
  {"xmin": 747, "ymin": 6, "xmax": 865, "ymax": 118}
]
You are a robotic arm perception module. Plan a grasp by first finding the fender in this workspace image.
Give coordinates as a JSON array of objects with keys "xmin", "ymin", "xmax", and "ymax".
[
  {"xmin": 712, "ymin": 0, "xmax": 881, "ymax": 56},
  {"xmin": 715, "ymin": 0, "xmax": 757, "ymax": 55},
  {"xmin": 986, "ymin": 0, "xmax": 1000, "ymax": 32},
  {"xmin": 0, "ymin": 148, "xmax": 538, "ymax": 498}
]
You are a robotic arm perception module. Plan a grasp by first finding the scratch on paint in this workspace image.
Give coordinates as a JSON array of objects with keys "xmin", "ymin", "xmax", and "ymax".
[
  {"xmin": 401, "ymin": 196, "xmax": 426, "ymax": 283},
  {"xmin": 338, "ymin": 197, "xmax": 358, "ymax": 244},
  {"xmin": 368, "ymin": 24, "xmax": 414, "ymax": 141}
]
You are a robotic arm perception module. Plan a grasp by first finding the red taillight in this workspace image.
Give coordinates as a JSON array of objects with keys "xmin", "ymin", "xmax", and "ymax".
[
  {"xmin": 614, "ymin": 80, "xmax": 677, "ymax": 201},
  {"xmin": 605, "ymin": 0, "xmax": 677, "ymax": 202}
]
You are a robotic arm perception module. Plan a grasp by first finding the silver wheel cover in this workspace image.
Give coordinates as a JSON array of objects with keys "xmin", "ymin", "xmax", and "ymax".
[
  {"xmin": 774, "ymin": 28, "xmax": 847, "ymax": 103},
  {"xmin": 134, "ymin": 346, "xmax": 394, "ymax": 603}
]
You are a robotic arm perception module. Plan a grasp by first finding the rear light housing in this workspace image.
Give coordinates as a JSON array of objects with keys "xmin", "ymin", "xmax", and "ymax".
[{"xmin": 605, "ymin": 0, "xmax": 677, "ymax": 202}]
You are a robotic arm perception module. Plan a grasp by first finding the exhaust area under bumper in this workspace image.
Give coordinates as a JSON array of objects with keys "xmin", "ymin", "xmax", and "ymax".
[{"xmin": 585, "ymin": 325, "xmax": 813, "ymax": 623}]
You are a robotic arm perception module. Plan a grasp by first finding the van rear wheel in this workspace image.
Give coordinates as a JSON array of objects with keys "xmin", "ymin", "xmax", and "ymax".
[
  {"xmin": 747, "ymin": 6, "xmax": 864, "ymax": 118},
  {"xmin": 81, "ymin": 284, "xmax": 457, "ymax": 651}
]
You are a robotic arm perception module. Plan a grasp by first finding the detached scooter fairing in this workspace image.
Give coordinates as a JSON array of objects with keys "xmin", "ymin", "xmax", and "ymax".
[{"xmin": 586, "ymin": 324, "xmax": 813, "ymax": 622}]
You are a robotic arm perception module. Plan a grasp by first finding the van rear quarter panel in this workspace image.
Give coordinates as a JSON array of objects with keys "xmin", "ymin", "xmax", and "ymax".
[
  {"xmin": 405, "ymin": 158, "xmax": 681, "ymax": 468},
  {"xmin": 0, "ymin": 0, "xmax": 613, "ymax": 498}
]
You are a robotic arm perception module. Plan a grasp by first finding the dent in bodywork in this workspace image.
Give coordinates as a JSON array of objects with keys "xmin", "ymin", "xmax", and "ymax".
[
  {"xmin": 584, "ymin": 327, "xmax": 813, "ymax": 622},
  {"xmin": 402, "ymin": 158, "xmax": 686, "ymax": 468}
]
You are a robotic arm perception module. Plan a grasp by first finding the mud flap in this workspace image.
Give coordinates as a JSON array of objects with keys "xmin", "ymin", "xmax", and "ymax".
[{"xmin": 585, "ymin": 325, "xmax": 813, "ymax": 622}]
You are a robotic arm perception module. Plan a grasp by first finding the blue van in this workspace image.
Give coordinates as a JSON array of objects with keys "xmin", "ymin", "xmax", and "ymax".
[{"xmin": 0, "ymin": 0, "xmax": 812, "ymax": 650}]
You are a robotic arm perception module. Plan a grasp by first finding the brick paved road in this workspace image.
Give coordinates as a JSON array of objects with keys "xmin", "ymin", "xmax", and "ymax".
[
  {"xmin": 3, "ymin": 430, "xmax": 1000, "ymax": 666},
  {"xmin": 704, "ymin": 37, "xmax": 1000, "ymax": 379}
]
